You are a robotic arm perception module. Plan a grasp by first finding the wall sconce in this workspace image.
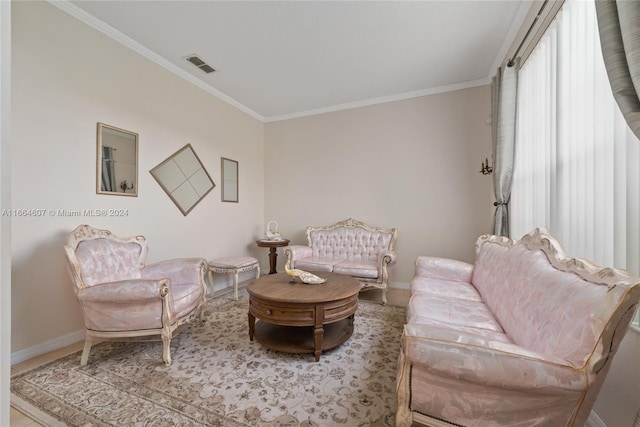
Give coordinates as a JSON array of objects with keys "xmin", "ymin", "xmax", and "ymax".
[
  {"xmin": 480, "ymin": 158, "xmax": 493, "ymax": 175},
  {"xmin": 119, "ymin": 180, "xmax": 134, "ymax": 192}
]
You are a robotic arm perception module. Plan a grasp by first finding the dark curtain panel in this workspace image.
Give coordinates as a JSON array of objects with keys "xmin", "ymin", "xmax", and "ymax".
[
  {"xmin": 595, "ymin": 0, "xmax": 640, "ymax": 139},
  {"xmin": 491, "ymin": 60, "xmax": 519, "ymax": 237}
]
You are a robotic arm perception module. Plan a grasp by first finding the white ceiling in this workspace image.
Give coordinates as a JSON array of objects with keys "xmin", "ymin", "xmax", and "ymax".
[{"xmin": 63, "ymin": 1, "xmax": 532, "ymax": 122}]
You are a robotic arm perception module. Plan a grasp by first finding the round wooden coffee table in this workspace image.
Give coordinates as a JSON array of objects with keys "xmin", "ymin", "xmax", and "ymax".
[{"xmin": 247, "ymin": 272, "xmax": 361, "ymax": 361}]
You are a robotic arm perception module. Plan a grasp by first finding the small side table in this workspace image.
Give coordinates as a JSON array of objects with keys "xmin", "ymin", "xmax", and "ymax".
[
  {"xmin": 256, "ymin": 239, "xmax": 290, "ymax": 274},
  {"xmin": 209, "ymin": 256, "xmax": 260, "ymax": 300}
]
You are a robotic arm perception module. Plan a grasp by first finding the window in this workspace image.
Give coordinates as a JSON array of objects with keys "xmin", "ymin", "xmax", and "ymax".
[{"xmin": 511, "ymin": 0, "xmax": 640, "ymax": 331}]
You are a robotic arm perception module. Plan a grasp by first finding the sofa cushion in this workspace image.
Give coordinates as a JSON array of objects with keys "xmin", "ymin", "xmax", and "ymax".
[
  {"xmin": 294, "ymin": 257, "xmax": 341, "ymax": 272},
  {"xmin": 414, "ymin": 256, "xmax": 474, "ymax": 283},
  {"xmin": 472, "ymin": 241, "xmax": 609, "ymax": 364},
  {"xmin": 410, "ymin": 277, "xmax": 482, "ymax": 302},
  {"xmin": 407, "ymin": 293, "xmax": 504, "ymax": 333},
  {"xmin": 409, "ymin": 315, "xmax": 511, "ymax": 343},
  {"xmin": 334, "ymin": 261, "xmax": 378, "ymax": 279}
]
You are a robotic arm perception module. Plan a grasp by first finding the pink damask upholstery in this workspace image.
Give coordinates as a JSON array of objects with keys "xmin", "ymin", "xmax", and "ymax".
[
  {"xmin": 284, "ymin": 218, "xmax": 397, "ymax": 304},
  {"xmin": 396, "ymin": 228, "xmax": 640, "ymax": 427},
  {"xmin": 64, "ymin": 225, "xmax": 207, "ymax": 366}
]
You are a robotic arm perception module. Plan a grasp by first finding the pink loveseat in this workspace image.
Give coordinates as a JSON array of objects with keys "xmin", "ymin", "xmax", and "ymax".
[
  {"xmin": 284, "ymin": 218, "xmax": 397, "ymax": 304},
  {"xmin": 396, "ymin": 228, "xmax": 640, "ymax": 427}
]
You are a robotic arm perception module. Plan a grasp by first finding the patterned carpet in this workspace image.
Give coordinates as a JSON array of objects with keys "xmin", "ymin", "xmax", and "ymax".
[{"xmin": 11, "ymin": 290, "xmax": 405, "ymax": 426}]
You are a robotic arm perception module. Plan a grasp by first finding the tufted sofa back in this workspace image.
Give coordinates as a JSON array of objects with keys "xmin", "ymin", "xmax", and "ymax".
[
  {"xmin": 308, "ymin": 227, "xmax": 394, "ymax": 262},
  {"xmin": 305, "ymin": 218, "xmax": 396, "ymax": 263},
  {"xmin": 74, "ymin": 239, "xmax": 144, "ymax": 286},
  {"xmin": 471, "ymin": 229, "xmax": 640, "ymax": 369},
  {"xmin": 64, "ymin": 224, "xmax": 148, "ymax": 290}
]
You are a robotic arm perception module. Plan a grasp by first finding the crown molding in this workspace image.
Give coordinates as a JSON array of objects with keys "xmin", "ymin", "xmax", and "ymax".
[
  {"xmin": 47, "ymin": 0, "xmax": 266, "ymax": 122},
  {"xmin": 265, "ymin": 78, "xmax": 490, "ymax": 123},
  {"xmin": 48, "ymin": 0, "xmax": 496, "ymax": 124}
]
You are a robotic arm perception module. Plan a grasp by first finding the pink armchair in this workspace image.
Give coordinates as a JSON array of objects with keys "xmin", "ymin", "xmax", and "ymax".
[{"xmin": 64, "ymin": 225, "xmax": 207, "ymax": 366}]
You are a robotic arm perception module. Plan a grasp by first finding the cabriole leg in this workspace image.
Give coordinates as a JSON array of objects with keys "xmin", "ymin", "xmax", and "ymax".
[
  {"xmin": 162, "ymin": 335, "xmax": 172, "ymax": 366},
  {"xmin": 233, "ymin": 270, "xmax": 239, "ymax": 301},
  {"xmin": 80, "ymin": 337, "xmax": 93, "ymax": 366},
  {"xmin": 395, "ymin": 351, "xmax": 413, "ymax": 427}
]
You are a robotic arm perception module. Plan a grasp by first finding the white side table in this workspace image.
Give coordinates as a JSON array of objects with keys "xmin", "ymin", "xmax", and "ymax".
[{"xmin": 209, "ymin": 256, "xmax": 260, "ymax": 300}]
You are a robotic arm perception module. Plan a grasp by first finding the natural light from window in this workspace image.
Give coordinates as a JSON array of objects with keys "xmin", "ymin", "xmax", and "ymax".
[{"xmin": 510, "ymin": 0, "xmax": 640, "ymax": 332}]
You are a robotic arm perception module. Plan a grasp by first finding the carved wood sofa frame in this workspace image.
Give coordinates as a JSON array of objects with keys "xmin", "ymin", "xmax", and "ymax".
[{"xmin": 284, "ymin": 218, "xmax": 397, "ymax": 304}]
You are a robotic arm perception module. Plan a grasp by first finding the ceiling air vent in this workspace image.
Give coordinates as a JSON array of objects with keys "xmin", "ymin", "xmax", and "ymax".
[{"xmin": 185, "ymin": 54, "xmax": 216, "ymax": 74}]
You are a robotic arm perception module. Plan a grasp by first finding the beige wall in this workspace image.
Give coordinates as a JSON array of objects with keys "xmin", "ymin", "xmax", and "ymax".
[
  {"xmin": 264, "ymin": 87, "xmax": 494, "ymax": 284},
  {"xmin": 11, "ymin": 2, "xmax": 264, "ymax": 355}
]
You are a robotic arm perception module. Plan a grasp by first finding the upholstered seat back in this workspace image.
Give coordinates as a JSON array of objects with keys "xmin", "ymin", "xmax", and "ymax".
[
  {"xmin": 471, "ymin": 233, "xmax": 636, "ymax": 367},
  {"xmin": 74, "ymin": 239, "xmax": 144, "ymax": 286},
  {"xmin": 309, "ymin": 227, "xmax": 393, "ymax": 262}
]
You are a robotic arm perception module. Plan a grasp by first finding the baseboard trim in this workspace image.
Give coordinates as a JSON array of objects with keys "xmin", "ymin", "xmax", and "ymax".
[
  {"xmin": 587, "ymin": 410, "xmax": 607, "ymax": 427},
  {"xmin": 11, "ymin": 329, "xmax": 84, "ymax": 366}
]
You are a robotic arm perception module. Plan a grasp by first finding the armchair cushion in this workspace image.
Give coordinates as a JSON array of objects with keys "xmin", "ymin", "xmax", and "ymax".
[
  {"xmin": 142, "ymin": 258, "xmax": 207, "ymax": 318},
  {"xmin": 77, "ymin": 279, "xmax": 169, "ymax": 303},
  {"xmin": 142, "ymin": 258, "xmax": 205, "ymax": 286}
]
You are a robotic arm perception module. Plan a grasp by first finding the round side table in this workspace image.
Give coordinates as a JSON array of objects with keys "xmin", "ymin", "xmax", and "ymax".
[{"xmin": 256, "ymin": 239, "xmax": 290, "ymax": 274}]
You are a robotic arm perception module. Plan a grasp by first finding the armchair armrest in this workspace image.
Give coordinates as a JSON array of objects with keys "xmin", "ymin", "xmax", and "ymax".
[
  {"xmin": 76, "ymin": 279, "xmax": 175, "ymax": 333},
  {"xmin": 77, "ymin": 279, "xmax": 170, "ymax": 303},
  {"xmin": 284, "ymin": 245, "xmax": 313, "ymax": 263},
  {"xmin": 403, "ymin": 324, "xmax": 587, "ymax": 391},
  {"xmin": 415, "ymin": 256, "xmax": 473, "ymax": 282},
  {"xmin": 142, "ymin": 258, "xmax": 207, "ymax": 287},
  {"xmin": 379, "ymin": 251, "xmax": 397, "ymax": 266}
]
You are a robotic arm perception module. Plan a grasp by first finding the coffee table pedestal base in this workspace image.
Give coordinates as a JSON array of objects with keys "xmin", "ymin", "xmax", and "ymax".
[
  {"xmin": 252, "ymin": 317, "xmax": 354, "ymax": 361},
  {"xmin": 247, "ymin": 272, "xmax": 361, "ymax": 362}
]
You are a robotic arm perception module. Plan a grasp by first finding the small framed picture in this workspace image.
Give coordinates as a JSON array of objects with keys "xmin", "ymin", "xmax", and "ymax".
[{"xmin": 221, "ymin": 157, "xmax": 239, "ymax": 203}]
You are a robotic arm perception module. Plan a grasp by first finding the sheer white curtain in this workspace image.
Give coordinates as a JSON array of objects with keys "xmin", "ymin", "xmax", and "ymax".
[{"xmin": 512, "ymin": 0, "xmax": 640, "ymax": 279}]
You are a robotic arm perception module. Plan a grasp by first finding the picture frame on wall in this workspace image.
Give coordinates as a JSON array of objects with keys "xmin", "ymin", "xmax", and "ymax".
[
  {"xmin": 150, "ymin": 144, "xmax": 215, "ymax": 215},
  {"xmin": 96, "ymin": 123, "xmax": 138, "ymax": 197},
  {"xmin": 221, "ymin": 157, "xmax": 239, "ymax": 203}
]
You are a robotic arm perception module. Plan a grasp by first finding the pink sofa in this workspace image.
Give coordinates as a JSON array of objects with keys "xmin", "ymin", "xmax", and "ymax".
[
  {"xmin": 284, "ymin": 218, "xmax": 397, "ymax": 304},
  {"xmin": 396, "ymin": 228, "xmax": 640, "ymax": 427}
]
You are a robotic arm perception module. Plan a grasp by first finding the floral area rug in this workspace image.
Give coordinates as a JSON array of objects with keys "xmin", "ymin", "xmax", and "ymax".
[{"xmin": 11, "ymin": 290, "xmax": 405, "ymax": 426}]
